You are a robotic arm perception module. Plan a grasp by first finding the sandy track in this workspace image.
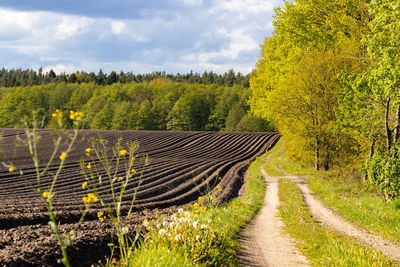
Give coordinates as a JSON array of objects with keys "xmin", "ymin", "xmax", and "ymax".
[
  {"xmin": 238, "ymin": 162, "xmax": 309, "ymax": 266},
  {"xmin": 279, "ymin": 165, "xmax": 400, "ymax": 264}
]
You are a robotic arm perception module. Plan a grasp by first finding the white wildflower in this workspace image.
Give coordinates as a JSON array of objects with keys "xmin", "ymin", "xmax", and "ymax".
[
  {"xmin": 175, "ymin": 234, "xmax": 181, "ymax": 241},
  {"xmin": 184, "ymin": 211, "xmax": 190, "ymax": 218},
  {"xmin": 143, "ymin": 220, "xmax": 149, "ymax": 227},
  {"xmin": 121, "ymin": 226, "xmax": 129, "ymax": 234},
  {"xmin": 178, "ymin": 208, "xmax": 184, "ymax": 214},
  {"xmin": 195, "ymin": 235, "xmax": 200, "ymax": 241},
  {"xmin": 193, "ymin": 221, "xmax": 198, "ymax": 229},
  {"xmin": 179, "ymin": 217, "xmax": 186, "ymax": 224},
  {"xmin": 158, "ymin": 229, "xmax": 166, "ymax": 235},
  {"xmin": 201, "ymin": 224, "xmax": 207, "ymax": 230}
]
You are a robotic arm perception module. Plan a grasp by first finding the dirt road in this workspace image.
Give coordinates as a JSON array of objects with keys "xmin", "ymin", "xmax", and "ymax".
[
  {"xmin": 238, "ymin": 163, "xmax": 309, "ymax": 266},
  {"xmin": 280, "ymin": 166, "xmax": 400, "ymax": 264}
]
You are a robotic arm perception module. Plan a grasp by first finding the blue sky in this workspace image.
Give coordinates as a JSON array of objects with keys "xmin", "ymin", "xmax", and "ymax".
[{"xmin": 0, "ymin": 0, "xmax": 281, "ymax": 74}]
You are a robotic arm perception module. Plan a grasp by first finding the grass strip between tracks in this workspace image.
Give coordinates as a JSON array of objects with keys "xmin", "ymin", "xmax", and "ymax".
[
  {"xmin": 278, "ymin": 178, "xmax": 395, "ymax": 266},
  {"xmin": 122, "ymin": 150, "xmax": 271, "ymax": 266},
  {"xmin": 263, "ymin": 143, "xmax": 399, "ymax": 265},
  {"xmin": 276, "ymin": 146, "xmax": 400, "ymax": 247}
]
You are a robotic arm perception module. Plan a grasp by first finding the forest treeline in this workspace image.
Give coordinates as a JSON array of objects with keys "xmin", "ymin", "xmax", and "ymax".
[
  {"xmin": 0, "ymin": 68, "xmax": 249, "ymax": 88},
  {"xmin": 250, "ymin": 0, "xmax": 400, "ymax": 198},
  {"xmin": 0, "ymin": 78, "xmax": 273, "ymax": 132}
]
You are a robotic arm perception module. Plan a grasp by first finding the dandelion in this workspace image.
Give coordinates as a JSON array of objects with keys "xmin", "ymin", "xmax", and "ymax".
[
  {"xmin": 121, "ymin": 226, "xmax": 129, "ymax": 234},
  {"xmin": 82, "ymin": 181, "xmax": 87, "ymax": 190},
  {"xmin": 42, "ymin": 191, "xmax": 50, "ymax": 199},
  {"xmin": 119, "ymin": 149, "xmax": 127, "ymax": 156},
  {"xmin": 8, "ymin": 166, "xmax": 15, "ymax": 172},
  {"xmin": 131, "ymin": 168, "xmax": 137, "ymax": 174},
  {"xmin": 184, "ymin": 211, "xmax": 190, "ymax": 218},
  {"xmin": 178, "ymin": 208, "xmax": 184, "ymax": 214},
  {"xmin": 118, "ymin": 176, "xmax": 124, "ymax": 181},
  {"xmin": 59, "ymin": 152, "xmax": 66, "ymax": 161},
  {"xmin": 194, "ymin": 254, "xmax": 199, "ymax": 259},
  {"xmin": 111, "ymin": 258, "xmax": 117, "ymax": 264},
  {"xmin": 198, "ymin": 196, "xmax": 204, "ymax": 203},
  {"xmin": 158, "ymin": 229, "xmax": 166, "ymax": 235},
  {"xmin": 179, "ymin": 217, "xmax": 186, "ymax": 224},
  {"xmin": 86, "ymin": 163, "xmax": 91, "ymax": 169}
]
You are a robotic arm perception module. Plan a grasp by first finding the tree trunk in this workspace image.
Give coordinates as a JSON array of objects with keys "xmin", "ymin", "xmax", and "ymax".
[
  {"xmin": 315, "ymin": 138, "xmax": 320, "ymax": 170},
  {"xmin": 385, "ymin": 97, "xmax": 392, "ymax": 157}
]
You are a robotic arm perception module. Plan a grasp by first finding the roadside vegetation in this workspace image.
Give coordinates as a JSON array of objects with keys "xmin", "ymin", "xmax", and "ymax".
[{"xmin": 122, "ymin": 151, "xmax": 270, "ymax": 266}]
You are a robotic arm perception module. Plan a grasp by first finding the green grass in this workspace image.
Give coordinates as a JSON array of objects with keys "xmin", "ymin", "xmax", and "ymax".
[
  {"xmin": 263, "ymin": 140, "xmax": 285, "ymax": 176},
  {"xmin": 308, "ymin": 174, "xmax": 400, "ymax": 245},
  {"xmin": 123, "ymin": 151, "xmax": 269, "ymax": 266},
  {"xmin": 276, "ymin": 144, "xmax": 400, "ymax": 246},
  {"xmin": 278, "ymin": 178, "xmax": 395, "ymax": 266},
  {"xmin": 280, "ymin": 150, "xmax": 318, "ymax": 176}
]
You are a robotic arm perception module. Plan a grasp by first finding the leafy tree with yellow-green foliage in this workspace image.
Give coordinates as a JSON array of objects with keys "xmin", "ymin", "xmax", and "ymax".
[
  {"xmin": 250, "ymin": 0, "xmax": 370, "ymax": 170},
  {"xmin": 340, "ymin": 0, "xmax": 400, "ymax": 198}
]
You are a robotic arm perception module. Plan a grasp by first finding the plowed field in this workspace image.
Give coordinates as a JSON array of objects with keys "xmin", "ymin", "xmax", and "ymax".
[{"xmin": 0, "ymin": 129, "xmax": 279, "ymax": 266}]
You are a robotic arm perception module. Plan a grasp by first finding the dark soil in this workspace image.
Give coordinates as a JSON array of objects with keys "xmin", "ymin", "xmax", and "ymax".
[{"xmin": 0, "ymin": 129, "xmax": 278, "ymax": 266}]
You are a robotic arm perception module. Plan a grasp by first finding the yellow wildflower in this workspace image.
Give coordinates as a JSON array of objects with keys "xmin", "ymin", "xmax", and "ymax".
[
  {"xmin": 107, "ymin": 243, "xmax": 114, "ymax": 247},
  {"xmin": 194, "ymin": 254, "xmax": 199, "ymax": 259},
  {"xmin": 86, "ymin": 163, "xmax": 91, "ymax": 169},
  {"xmin": 85, "ymin": 148, "xmax": 91, "ymax": 156},
  {"xmin": 75, "ymin": 111, "xmax": 83, "ymax": 121},
  {"xmin": 198, "ymin": 196, "xmax": 204, "ymax": 203},
  {"xmin": 97, "ymin": 211, "xmax": 105, "ymax": 220},
  {"xmin": 83, "ymin": 193, "xmax": 98, "ymax": 204},
  {"xmin": 82, "ymin": 181, "xmax": 88, "ymax": 190},
  {"xmin": 146, "ymin": 226, "xmax": 152, "ymax": 231},
  {"xmin": 69, "ymin": 110, "xmax": 76, "ymax": 120},
  {"xmin": 210, "ymin": 195, "xmax": 215, "ymax": 201},
  {"xmin": 59, "ymin": 152, "xmax": 66, "ymax": 161},
  {"xmin": 118, "ymin": 176, "xmax": 124, "ymax": 181},
  {"xmin": 216, "ymin": 184, "xmax": 222, "ymax": 192},
  {"xmin": 119, "ymin": 149, "xmax": 127, "ymax": 156},
  {"xmin": 131, "ymin": 169, "xmax": 137, "ymax": 174},
  {"xmin": 8, "ymin": 166, "xmax": 15, "ymax": 172},
  {"xmin": 42, "ymin": 191, "xmax": 50, "ymax": 199}
]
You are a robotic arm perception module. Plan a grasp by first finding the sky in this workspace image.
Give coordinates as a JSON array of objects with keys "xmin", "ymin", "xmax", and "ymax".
[{"xmin": 0, "ymin": 0, "xmax": 281, "ymax": 75}]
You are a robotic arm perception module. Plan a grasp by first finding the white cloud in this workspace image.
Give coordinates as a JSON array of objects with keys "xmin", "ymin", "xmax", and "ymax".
[
  {"xmin": 0, "ymin": 0, "xmax": 280, "ymax": 74},
  {"xmin": 111, "ymin": 21, "xmax": 126, "ymax": 35},
  {"xmin": 182, "ymin": 0, "xmax": 203, "ymax": 5},
  {"xmin": 43, "ymin": 63, "xmax": 79, "ymax": 74}
]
